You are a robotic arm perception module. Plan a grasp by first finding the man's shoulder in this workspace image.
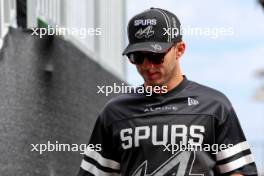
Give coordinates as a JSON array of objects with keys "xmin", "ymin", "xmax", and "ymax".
[
  {"xmin": 106, "ymin": 92, "xmax": 142, "ymax": 107},
  {"xmin": 186, "ymin": 79, "xmax": 232, "ymax": 108},
  {"xmin": 98, "ymin": 92, "xmax": 143, "ymax": 122}
]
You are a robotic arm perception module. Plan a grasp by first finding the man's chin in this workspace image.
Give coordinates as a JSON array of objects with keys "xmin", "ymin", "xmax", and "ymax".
[{"xmin": 144, "ymin": 80, "xmax": 164, "ymax": 87}]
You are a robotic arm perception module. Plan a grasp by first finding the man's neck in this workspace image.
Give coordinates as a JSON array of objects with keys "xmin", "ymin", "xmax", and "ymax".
[
  {"xmin": 165, "ymin": 74, "xmax": 184, "ymax": 91},
  {"xmin": 144, "ymin": 74, "xmax": 184, "ymax": 95}
]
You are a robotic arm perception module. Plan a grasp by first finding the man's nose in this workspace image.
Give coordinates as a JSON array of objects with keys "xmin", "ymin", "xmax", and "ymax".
[{"xmin": 142, "ymin": 57, "xmax": 154, "ymax": 69}]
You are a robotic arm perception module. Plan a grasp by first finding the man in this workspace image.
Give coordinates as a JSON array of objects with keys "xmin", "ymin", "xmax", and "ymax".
[{"xmin": 77, "ymin": 8, "xmax": 258, "ymax": 176}]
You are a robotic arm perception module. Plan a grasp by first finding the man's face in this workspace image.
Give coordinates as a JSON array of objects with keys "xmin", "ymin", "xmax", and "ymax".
[{"xmin": 134, "ymin": 43, "xmax": 184, "ymax": 87}]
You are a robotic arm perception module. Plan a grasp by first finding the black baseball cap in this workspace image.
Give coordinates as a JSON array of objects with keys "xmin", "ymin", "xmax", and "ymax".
[{"xmin": 122, "ymin": 7, "xmax": 182, "ymax": 55}]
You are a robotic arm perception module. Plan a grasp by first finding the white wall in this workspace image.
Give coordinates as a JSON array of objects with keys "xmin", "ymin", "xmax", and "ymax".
[
  {"xmin": 96, "ymin": 0, "xmax": 126, "ymax": 80},
  {"xmin": 27, "ymin": 0, "xmax": 126, "ymax": 80},
  {"xmin": 0, "ymin": 0, "xmax": 4, "ymax": 48},
  {"xmin": 0, "ymin": 0, "xmax": 16, "ymax": 49}
]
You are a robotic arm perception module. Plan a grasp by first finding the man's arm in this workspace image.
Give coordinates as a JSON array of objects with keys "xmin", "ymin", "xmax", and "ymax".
[
  {"xmin": 215, "ymin": 105, "xmax": 258, "ymax": 175},
  {"xmin": 77, "ymin": 116, "xmax": 121, "ymax": 176}
]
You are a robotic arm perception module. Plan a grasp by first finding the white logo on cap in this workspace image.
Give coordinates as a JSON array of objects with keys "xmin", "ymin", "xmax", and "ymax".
[
  {"xmin": 134, "ymin": 19, "xmax": 157, "ymax": 26},
  {"xmin": 151, "ymin": 44, "xmax": 162, "ymax": 51},
  {"xmin": 135, "ymin": 26, "xmax": 155, "ymax": 39}
]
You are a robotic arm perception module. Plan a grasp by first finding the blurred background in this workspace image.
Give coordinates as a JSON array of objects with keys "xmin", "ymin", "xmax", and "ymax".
[{"xmin": 0, "ymin": 0, "xmax": 263, "ymax": 175}]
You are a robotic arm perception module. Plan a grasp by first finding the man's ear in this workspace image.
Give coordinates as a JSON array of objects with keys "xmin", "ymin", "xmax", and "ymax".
[{"xmin": 175, "ymin": 41, "xmax": 185, "ymax": 59}]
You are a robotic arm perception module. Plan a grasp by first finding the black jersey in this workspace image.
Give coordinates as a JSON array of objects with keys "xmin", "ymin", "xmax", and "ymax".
[{"xmin": 77, "ymin": 77, "xmax": 258, "ymax": 176}]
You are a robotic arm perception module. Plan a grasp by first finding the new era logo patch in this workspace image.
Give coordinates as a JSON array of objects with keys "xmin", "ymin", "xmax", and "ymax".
[{"xmin": 188, "ymin": 97, "xmax": 199, "ymax": 106}]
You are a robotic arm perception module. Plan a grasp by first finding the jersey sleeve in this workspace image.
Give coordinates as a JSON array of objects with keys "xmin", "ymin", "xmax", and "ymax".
[
  {"xmin": 77, "ymin": 115, "xmax": 121, "ymax": 176},
  {"xmin": 215, "ymin": 107, "xmax": 258, "ymax": 175}
]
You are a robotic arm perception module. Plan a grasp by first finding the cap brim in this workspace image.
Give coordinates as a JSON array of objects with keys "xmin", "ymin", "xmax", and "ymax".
[{"xmin": 122, "ymin": 42, "xmax": 174, "ymax": 55}]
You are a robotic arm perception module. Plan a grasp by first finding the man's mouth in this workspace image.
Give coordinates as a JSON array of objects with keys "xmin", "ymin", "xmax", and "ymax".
[{"xmin": 145, "ymin": 71, "xmax": 160, "ymax": 80}]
